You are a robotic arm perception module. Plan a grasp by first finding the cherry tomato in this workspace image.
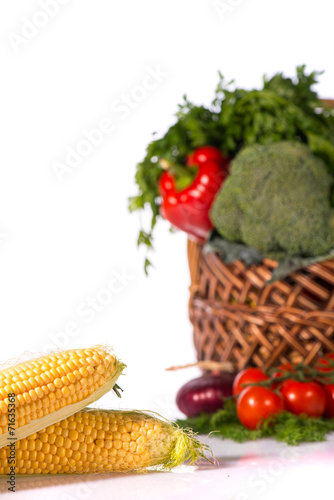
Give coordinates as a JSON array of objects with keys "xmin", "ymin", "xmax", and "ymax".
[
  {"xmin": 280, "ymin": 380, "xmax": 327, "ymax": 417},
  {"xmin": 271, "ymin": 363, "xmax": 293, "ymax": 390},
  {"xmin": 233, "ymin": 368, "xmax": 269, "ymax": 396},
  {"xmin": 314, "ymin": 353, "xmax": 334, "ymax": 418},
  {"xmin": 321, "ymin": 384, "xmax": 334, "ymax": 418},
  {"xmin": 236, "ymin": 386, "xmax": 285, "ymax": 430}
]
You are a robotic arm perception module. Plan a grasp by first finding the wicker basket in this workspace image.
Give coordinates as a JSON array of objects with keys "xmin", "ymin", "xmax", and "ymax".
[
  {"xmin": 188, "ymin": 238, "xmax": 334, "ymax": 372},
  {"xmin": 187, "ymin": 100, "xmax": 334, "ymax": 371}
]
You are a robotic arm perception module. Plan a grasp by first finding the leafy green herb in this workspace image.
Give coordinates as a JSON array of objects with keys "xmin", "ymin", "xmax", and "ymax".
[
  {"xmin": 176, "ymin": 400, "xmax": 334, "ymax": 445},
  {"xmin": 144, "ymin": 258, "xmax": 153, "ymax": 276},
  {"xmin": 129, "ymin": 66, "xmax": 334, "ymax": 266}
]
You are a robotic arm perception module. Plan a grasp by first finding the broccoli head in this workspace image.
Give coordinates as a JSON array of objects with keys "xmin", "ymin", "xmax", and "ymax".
[{"xmin": 210, "ymin": 141, "xmax": 333, "ymax": 260}]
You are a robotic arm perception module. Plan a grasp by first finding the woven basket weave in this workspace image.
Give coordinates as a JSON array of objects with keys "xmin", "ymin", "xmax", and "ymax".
[
  {"xmin": 188, "ymin": 240, "xmax": 334, "ymax": 371},
  {"xmin": 188, "ymin": 99, "xmax": 334, "ymax": 371}
]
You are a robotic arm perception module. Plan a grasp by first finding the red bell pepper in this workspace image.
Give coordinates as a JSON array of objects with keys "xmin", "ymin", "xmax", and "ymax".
[{"xmin": 158, "ymin": 146, "xmax": 229, "ymax": 241}]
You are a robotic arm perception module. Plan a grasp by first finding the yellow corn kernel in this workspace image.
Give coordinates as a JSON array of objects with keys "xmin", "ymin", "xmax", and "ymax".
[
  {"xmin": 0, "ymin": 409, "xmax": 209, "ymax": 475},
  {"xmin": 0, "ymin": 347, "xmax": 125, "ymax": 448}
]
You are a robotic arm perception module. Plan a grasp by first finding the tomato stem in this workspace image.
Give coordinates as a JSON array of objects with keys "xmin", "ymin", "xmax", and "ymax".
[{"xmin": 245, "ymin": 361, "xmax": 334, "ymax": 388}]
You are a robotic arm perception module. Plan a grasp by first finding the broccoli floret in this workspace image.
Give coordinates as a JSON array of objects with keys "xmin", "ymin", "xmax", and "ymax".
[{"xmin": 210, "ymin": 141, "xmax": 333, "ymax": 259}]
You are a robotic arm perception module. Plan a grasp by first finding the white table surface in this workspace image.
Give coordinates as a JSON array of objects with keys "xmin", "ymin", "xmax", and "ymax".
[{"xmin": 1, "ymin": 433, "xmax": 333, "ymax": 500}]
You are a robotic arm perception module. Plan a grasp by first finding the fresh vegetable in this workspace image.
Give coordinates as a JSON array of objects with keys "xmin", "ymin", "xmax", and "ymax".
[
  {"xmin": 177, "ymin": 399, "xmax": 334, "ymax": 445},
  {"xmin": 0, "ymin": 346, "xmax": 125, "ymax": 449},
  {"xmin": 280, "ymin": 380, "xmax": 327, "ymax": 417},
  {"xmin": 236, "ymin": 386, "xmax": 285, "ymax": 430},
  {"xmin": 187, "ymin": 146, "xmax": 229, "ymax": 168},
  {"xmin": 314, "ymin": 354, "xmax": 334, "ymax": 417},
  {"xmin": 232, "ymin": 367, "xmax": 268, "ymax": 396},
  {"xmin": 177, "ymin": 359, "xmax": 334, "ymax": 443},
  {"xmin": 0, "ymin": 409, "xmax": 211, "ymax": 475},
  {"xmin": 129, "ymin": 66, "xmax": 334, "ymax": 268},
  {"xmin": 323, "ymin": 384, "xmax": 334, "ymax": 418},
  {"xmin": 158, "ymin": 147, "xmax": 229, "ymax": 241},
  {"xmin": 176, "ymin": 372, "xmax": 235, "ymax": 417},
  {"xmin": 210, "ymin": 141, "xmax": 333, "ymax": 260},
  {"xmin": 271, "ymin": 363, "xmax": 293, "ymax": 390}
]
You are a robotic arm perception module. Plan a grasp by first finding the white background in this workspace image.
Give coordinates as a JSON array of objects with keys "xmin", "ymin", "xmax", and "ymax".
[{"xmin": 0, "ymin": 0, "xmax": 333, "ymax": 421}]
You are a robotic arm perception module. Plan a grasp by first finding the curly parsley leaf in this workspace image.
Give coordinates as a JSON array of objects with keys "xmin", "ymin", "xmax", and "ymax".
[{"xmin": 176, "ymin": 399, "xmax": 334, "ymax": 445}]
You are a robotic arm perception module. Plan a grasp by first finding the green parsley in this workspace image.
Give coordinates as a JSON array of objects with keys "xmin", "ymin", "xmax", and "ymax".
[{"xmin": 176, "ymin": 399, "xmax": 334, "ymax": 446}]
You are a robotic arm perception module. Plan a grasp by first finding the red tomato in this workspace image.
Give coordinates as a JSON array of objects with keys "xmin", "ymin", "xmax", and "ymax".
[
  {"xmin": 280, "ymin": 380, "xmax": 327, "ymax": 417},
  {"xmin": 236, "ymin": 386, "xmax": 285, "ymax": 430},
  {"xmin": 271, "ymin": 363, "xmax": 293, "ymax": 390},
  {"xmin": 233, "ymin": 368, "xmax": 269, "ymax": 396},
  {"xmin": 322, "ymin": 384, "xmax": 334, "ymax": 418}
]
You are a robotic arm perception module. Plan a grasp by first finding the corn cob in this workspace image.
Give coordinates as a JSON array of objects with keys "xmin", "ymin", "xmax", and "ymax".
[
  {"xmin": 0, "ymin": 346, "xmax": 125, "ymax": 448},
  {"xmin": 0, "ymin": 409, "xmax": 210, "ymax": 475}
]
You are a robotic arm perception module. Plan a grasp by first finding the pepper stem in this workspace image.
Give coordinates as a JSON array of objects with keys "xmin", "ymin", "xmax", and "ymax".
[{"xmin": 159, "ymin": 158, "xmax": 198, "ymax": 190}]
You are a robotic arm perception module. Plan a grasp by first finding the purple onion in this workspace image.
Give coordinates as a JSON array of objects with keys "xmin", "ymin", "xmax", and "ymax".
[{"xmin": 176, "ymin": 372, "xmax": 236, "ymax": 417}]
